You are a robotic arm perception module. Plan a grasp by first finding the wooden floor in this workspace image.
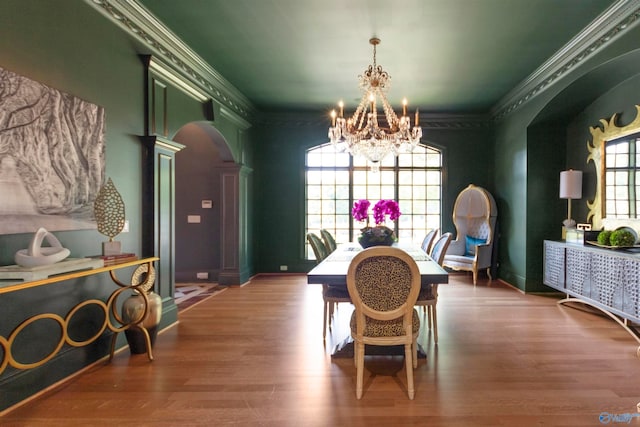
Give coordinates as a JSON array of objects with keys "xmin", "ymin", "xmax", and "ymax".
[{"xmin": 3, "ymin": 273, "xmax": 640, "ymax": 426}]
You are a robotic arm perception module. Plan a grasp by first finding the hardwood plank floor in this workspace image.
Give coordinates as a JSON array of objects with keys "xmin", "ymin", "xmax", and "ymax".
[{"xmin": 3, "ymin": 273, "xmax": 640, "ymax": 426}]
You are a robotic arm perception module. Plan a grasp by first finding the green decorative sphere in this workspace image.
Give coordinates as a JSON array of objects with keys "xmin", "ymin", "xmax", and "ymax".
[
  {"xmin": 610, "ymin": 230, "xmax": 636, "ymax": 247},
  {"xmin": 597, "ymin": 230, "xmax": 612, "ymax": 245}
]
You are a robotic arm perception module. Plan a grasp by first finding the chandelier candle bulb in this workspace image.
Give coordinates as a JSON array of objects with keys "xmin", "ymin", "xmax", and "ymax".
[
  {"xmin": 331, "ymin": 110, "xmax": 336, "ymax": 126},
  {"xmin": 339, "ymin": 100, "xmax": 344, "ymax": 117},
  {"xmin": 415, "ymin": 109, "xmax": 419, "ymax": 126},
  {"xmin": 403, "ymin": 98, "xmax": 407, "ymax": 116}
]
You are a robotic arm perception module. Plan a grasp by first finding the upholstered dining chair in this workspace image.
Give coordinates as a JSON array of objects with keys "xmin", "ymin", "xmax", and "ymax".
[
  {"xmin": 320, "ymin": 229, "xmax": 337, "ymax": 253},
  {"xmin": 306, "ymin": 232, "xmax": 351, "ymax": 339},
  {"xmin": 420, "ymin": 228, "xmax": 439, "ymax": 254},
  {"xmin": 347, "ymin": 246, "xmax": 421, "ymax": 400},
  {"xmin": 415, "ymin": 232, "xmax": 452, "ymax": 344}
]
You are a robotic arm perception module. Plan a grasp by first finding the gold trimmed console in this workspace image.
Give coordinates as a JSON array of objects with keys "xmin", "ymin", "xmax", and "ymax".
[{"xmin": 0, "ymin": 257, "xmax": 159, "ymax": 375}]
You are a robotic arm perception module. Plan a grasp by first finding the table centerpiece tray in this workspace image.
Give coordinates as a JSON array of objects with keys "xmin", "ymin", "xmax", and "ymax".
[{"xmin": 586, "ymin": 240, "xmax": 640, "ymax": 251}]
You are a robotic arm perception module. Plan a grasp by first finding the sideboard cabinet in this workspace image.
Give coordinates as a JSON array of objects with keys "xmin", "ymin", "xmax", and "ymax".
[{"xmin": 544, "ymin": 240, "xmax": 640, "ymax": 353}]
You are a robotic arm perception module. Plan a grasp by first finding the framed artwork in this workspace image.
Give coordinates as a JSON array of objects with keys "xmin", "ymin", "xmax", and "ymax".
[{"xmin": 0, "ymin": 66, "xmax": 105, "ymax": 235}]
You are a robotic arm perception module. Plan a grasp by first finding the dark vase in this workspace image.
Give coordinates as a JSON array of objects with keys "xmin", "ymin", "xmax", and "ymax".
[
  {"xmin": 358, "ymin": 226, "xmax": 396, "ymax": 248},
  {"xmin": 122, "ymin": 291, "xmax": 162, "ymax": 354}
]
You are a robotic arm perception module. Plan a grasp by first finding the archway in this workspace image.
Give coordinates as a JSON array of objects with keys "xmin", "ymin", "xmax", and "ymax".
[{"xmin": 173, "ymin": 121, "xmax": 237, "ymax": 283}]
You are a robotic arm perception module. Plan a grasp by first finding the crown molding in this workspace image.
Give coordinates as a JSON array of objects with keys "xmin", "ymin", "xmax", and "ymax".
[
  {"xmin": 492, "ymin": 0, "xmax": 640, "ymax": 120},
  {"xmin": 86, "ymin": 0, "xmax": 639, "ymax": 126},
  {"xmin": 254, "ymin": 111, "xmax": 492, "ymax": 130},
  {"xmin": 86, "ymin": 0, "xmax": 256, "ymax": 120}
]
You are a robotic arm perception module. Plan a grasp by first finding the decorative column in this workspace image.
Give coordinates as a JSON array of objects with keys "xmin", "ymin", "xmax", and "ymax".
[
  {"xmin": 219, "ymin": 163, "xmax": 252, "ymax": 285},
  {"xmin": 140, "ymin": 135, "xmax": 185, "ymax": 327}
]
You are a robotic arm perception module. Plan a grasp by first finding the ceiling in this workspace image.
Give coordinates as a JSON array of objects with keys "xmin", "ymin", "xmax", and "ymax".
[{"xmin": 137, "ymin": 0, "xmax": 616, "ymax": 115}]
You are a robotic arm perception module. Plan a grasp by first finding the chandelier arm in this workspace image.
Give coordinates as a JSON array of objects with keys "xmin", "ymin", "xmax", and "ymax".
[
  {"xmin": 377, "ymin": 91, "xmax": 400, "ymax": 130},
  {"xmin": 353, "ymin": 94, "xmax": 369, "ymax": 130}
]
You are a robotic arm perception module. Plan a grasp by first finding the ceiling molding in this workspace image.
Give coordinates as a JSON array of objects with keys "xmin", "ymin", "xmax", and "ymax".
[
  {"xmin": 87, "ymin": 0, "xmax": 639, "ymax": 125},
  {"xmin": 492, "ymin": 0, "xmax": 640, "ymax": 121},
  {"xmin": 254, "ymin": 112, "xmax": 492, "ymax": 130},
  {"xmin": 86, "ymin": 0, "xmax": 256, "ymax": 120}
]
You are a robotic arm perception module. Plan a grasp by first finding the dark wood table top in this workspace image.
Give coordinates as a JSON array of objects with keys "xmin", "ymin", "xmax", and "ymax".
[{"xmin": 307, "ymin": 243, "xmax": 448, "ymax": 287}]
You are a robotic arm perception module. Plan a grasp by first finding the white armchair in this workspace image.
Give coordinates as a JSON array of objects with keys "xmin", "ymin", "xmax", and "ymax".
[{"xmin": 443, "ymin": 184, "xmax": 498, "ymax": 285}]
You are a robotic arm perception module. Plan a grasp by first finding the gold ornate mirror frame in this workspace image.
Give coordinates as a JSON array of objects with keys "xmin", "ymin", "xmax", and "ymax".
[{"xmin": 587, "ymin": 105, "xmax": 640, "ymax": 229}]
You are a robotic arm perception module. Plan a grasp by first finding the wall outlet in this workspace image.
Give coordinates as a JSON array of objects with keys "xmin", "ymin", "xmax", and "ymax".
[
  {"xmin": 188, "ymin": 215, "xmax": 201, "ymax": 223},
  {"xmin": 279, "ymin": 265, "xmax": 288, "ymax": 271},
  {"xmin": 196, "ymin": 272, "xmax": 209, "ymax": 279}
]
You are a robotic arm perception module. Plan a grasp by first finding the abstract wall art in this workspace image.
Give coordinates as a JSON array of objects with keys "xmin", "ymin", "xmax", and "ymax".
[{"xmin": 0, "ymin": 66, "xmax": 105, "ymax": 235}]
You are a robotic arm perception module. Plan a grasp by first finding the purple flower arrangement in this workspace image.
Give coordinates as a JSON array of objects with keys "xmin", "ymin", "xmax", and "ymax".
[
  {"xmin": 352, "ymin": 199, "xmax": 401, "ymax": 247},
  {"xmin": 352, "ymin": 199, "xmax": 401, "ymax": 225}
]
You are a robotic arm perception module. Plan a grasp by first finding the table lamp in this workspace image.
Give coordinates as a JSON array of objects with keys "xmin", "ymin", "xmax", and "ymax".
[{"xmin": 560, "ymin": 169, "xmax": 583, "ymax": 228}]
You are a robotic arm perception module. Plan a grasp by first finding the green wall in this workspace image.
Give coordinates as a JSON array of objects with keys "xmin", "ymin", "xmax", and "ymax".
[
  {"xmin": 251, "ymin": 112, "xmax": 493, "ymax": 273},
  {"xmin": 0, "ymin": 0, "xmax": 254, "ymax": 412},
  {"xmin": 494, "ymin": 24, "xmax": 640, "ymax": 292},
  {"xmin": 0, "ymin": 0, "xmax": 149, "ymax": 411}
]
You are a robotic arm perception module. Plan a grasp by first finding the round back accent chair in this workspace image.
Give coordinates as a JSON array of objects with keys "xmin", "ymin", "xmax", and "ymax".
[
  {"xmin": 347, "ymin": 246, "xmax": 421, "ymax": 400},
  {"xmin": 443, "ymin": 184, "xmax": 498, "ymax": 285}
]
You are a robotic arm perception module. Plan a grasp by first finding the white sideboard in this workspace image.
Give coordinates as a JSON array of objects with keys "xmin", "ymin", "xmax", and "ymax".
[{"xmin": 544, "ymin": 240, "xmax": 640, "ymax": 355}]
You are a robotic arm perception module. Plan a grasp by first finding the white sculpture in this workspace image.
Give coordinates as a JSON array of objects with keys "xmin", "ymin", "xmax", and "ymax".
[{"xmin": 14, "ymin": 227, "xmax": 71, "ymax": 268}]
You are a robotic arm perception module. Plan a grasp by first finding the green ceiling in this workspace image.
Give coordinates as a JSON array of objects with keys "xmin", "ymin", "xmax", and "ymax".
[{"xmin": 137, "ymin": 0, "xmax": 615, "ymax": 114}]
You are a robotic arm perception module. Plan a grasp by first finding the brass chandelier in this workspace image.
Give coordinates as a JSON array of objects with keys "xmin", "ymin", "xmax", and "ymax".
[{"xmin": 328, "ymin": 38, "xmax": 422, "ymax": 172}]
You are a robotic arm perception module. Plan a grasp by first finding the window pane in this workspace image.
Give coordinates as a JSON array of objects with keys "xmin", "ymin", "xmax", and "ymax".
[
  {"xmin": 305, "ymin": 143, "xmax": 442, "ymax": 256},
  {"xmin": 308, "ymin": 200, "xmax": 321, "ymax": 214},
  {"xmin": 307, "ymin": 185, "xmax": 321, "ymax": 199},
  {"xmin": 307, "ymin": 171, "xmax": 321, "ymax": 184},
  {"xmin": 604, "ymin": 136, "xmax": 639, "ymax": 219},
  {"xmin": 398, "ymin": 185, "xmax": 412, "ymax": 199}
]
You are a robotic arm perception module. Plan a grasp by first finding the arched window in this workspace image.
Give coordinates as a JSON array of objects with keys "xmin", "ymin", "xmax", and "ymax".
[{"xmin": 305, "ymin": 144, "xmax": 443, "ymax": 259}]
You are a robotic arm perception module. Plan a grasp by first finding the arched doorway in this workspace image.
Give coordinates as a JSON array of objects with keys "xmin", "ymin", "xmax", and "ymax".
[{"xmin": 173, "ymin": 121, "xmax": 239, "ymax": 284}]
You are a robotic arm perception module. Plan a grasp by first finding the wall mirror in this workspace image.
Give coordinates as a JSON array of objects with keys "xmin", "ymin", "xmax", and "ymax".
[{"xmin": 587, "ymin": 105, "xmax": 640, "ymax": 230}]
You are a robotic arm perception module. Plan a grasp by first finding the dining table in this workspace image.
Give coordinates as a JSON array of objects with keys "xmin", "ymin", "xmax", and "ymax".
[
  {"xmin": 307, "ymin": 242, "xmax": 449, "ymax": 288},
  {"xmin": 307, "ymin": 242, "xmax": 449, "ymax": 358}
]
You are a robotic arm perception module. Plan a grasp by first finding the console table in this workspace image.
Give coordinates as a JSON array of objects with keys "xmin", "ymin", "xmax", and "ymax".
[
  {"xmin": 544, "ymin": 240, "xmax": 640, "ymax": 355},
  {"xmin": 0, "ymin": 257, "xmax": 159, "ymax": 375}
]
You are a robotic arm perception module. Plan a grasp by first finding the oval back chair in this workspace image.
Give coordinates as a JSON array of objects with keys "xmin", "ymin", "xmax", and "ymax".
[{"xmin": 347, "ymin": 246, "xmax": 421, "ymax": 400}]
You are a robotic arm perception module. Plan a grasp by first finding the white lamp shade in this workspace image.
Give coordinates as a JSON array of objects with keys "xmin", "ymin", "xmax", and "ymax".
[{"xmin": 559, "ymin": 170, "xmax": 583, "ymax": 199}]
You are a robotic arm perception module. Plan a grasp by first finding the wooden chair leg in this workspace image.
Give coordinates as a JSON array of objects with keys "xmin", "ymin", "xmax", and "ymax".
[
  {"xmin": 323, "ymin": 301, "xmax": 328, "ymax": 339},
  {"xmin": 412, "ymin": 339, "xmax": 418, "ymax": 369},
  {"xmin": 356, "ymin": 341, "xmax": 365, "ymax": 399},
  {"xmin": 328, "ymin": 301, "xmax": 334, "ymax": 330},
  {"xmin": 431, "ymin": 305, "xmax": 438, "ymax": 344},
  {"xmin": 404, "ymin": 343, "xmax": 415, "ymax": 400}
]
